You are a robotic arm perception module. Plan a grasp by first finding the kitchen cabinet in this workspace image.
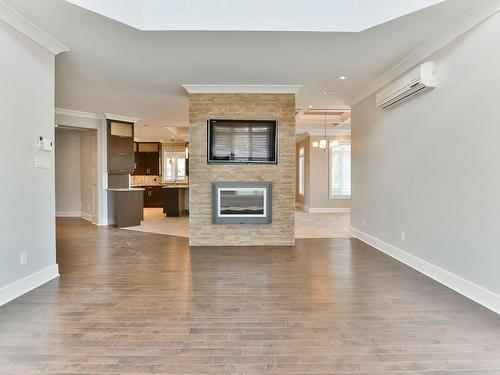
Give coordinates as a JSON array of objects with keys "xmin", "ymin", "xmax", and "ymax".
[
  {"xmin": 133, "ymin": 142, "xmax": 161, "ymax": 175},
  {"xmin": 108, "ymin": 121, "xmax": 134, "ymax": 175},
  {"xmin": 162, "ymin": 186, "xmax": 189, "ymax": 217},
  {"xmin": 107, "ymin": 188, "xmax": 144, "ymax": 228},
  {"xmin": 143, "ymin": 186, "xmax": 163, "ymax": 208}
]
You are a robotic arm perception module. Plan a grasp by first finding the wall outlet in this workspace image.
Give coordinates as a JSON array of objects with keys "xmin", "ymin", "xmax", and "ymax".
[
  {"xmin": 20, "ymin": 252, "xmax": 28, "ymax": 266},
  {"xmin": 363, "ymin": 218, "xmax": 367, "ymax": 227},
  {"xmin": 400, "ymin": 231, "xmax": 406, "ymax": 242}
]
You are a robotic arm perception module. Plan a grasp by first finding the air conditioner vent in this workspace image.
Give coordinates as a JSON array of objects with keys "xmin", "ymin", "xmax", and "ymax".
[{"xmin": 376, "ymin": 61, "xmax": 437, "ymax": 110}]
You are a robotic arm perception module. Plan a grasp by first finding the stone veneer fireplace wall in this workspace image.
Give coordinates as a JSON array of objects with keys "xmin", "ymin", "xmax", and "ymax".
[{"xmin": 188, "ymin": 93, "xmax": 296, "ymax": 246}]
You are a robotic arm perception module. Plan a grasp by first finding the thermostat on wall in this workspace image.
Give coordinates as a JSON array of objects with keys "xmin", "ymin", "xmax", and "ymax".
[{"xmin": 36, "ymin": 136, "xmax": 53, "ymax": 151}]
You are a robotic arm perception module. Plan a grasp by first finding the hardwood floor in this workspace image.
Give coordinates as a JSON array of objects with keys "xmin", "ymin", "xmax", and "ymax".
[{"xmin": 1, "ymin": 218, "xmax": 499, "ymax": 374}]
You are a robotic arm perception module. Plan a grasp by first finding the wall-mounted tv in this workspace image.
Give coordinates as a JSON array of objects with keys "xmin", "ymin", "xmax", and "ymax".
[{"xmin": 207, "ymin": 119, "xmax": 278, "ymax": 164}]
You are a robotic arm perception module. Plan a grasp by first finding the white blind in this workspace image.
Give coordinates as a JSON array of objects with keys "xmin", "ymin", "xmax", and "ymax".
[
  {"xmin": 162, "ymin": 150, "xmax": 186, "ymax": 181},
  {"xmin": 299, "ymin": 147, "xmax": 305, "ymax": 195},
  {"xmin": 330, "ymin": 140, "xmax": 351, "ymax": 198}
]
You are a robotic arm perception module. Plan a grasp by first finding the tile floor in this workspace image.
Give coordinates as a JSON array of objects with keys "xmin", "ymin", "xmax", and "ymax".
[{"xmin": 123, "ymin": 208, "xmax": 351, "ymax": 239}]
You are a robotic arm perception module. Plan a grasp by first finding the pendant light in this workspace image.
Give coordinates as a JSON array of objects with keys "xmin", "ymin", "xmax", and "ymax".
[{"xmin": 319, "ymin": 112, "xmax": 328, "ymax": 150}]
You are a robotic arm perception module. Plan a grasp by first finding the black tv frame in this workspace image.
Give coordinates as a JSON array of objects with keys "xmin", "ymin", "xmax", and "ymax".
[{"xmin": 207, "ymin": 119, "xmax": 278, "ymax": 165}]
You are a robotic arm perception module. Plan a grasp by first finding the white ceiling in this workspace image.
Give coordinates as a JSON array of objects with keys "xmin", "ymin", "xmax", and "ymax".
[
  {"xmin": 5, "ymin": 0, "xmax": 482, "ymax": 142},
  {"xmin": 65, "ymin": 0, "xmax": 445, "ymax": 32}
]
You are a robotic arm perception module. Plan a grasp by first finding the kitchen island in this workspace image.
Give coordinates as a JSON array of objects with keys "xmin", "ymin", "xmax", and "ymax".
[
  {"xmin": 162, "ymin": 185, "xmax": 189, "ymax": 217},
  {"xmin": 107, "ymin": 188, "xmax": 145, "ymax": 228}
]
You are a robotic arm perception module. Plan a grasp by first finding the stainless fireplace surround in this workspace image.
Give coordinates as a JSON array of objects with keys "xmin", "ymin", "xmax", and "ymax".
[{"xmin": 212, "ymin": 182, "xmax": 272, "ymax": 224}]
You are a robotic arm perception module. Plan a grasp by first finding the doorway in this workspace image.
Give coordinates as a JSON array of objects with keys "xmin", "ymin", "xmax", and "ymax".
[{"xmin": 55, "ymin": 127, "xmax": 98, "ymax": 223}]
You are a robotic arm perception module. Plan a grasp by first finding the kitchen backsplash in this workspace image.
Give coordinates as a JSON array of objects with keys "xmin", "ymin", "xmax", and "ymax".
[{"xmin": 130, "ymin": 175, "xmax": 162, "ymax": 186}]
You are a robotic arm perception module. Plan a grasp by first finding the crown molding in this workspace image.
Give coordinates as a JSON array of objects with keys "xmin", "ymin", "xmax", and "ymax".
[
  {"xmin": 306, "ymin": 129, "xmax": 351, "ymax": 136},
  {"xmin": 182, "ymin": 85, "xmax": 302, "ymax": 94},
  {"xmin": 0, "ymin": 0, "xmax": 69, "ymax": 55},
  {"xmin": 104, "ymin": 113, "xmax": 141, "ymax": 124},
  {"xmin": 55, "ymin": 108, "xmax": 104, "ymax": 120},
  {"xmin": 347, "ymin": 0, "xmax": 500, "ymax": 107}
]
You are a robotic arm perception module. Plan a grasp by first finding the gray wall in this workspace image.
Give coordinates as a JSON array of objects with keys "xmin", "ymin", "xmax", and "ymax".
[
  {"xmin": 55, "ymin": 129, "xmax": 82, "ymax": 216},
  {"xmin": 351, "ymin": 13, "xmax": 500, "ymax": 295},
  {"xmin": 0, "ymin": 21, "xmax": 57, "ymax": 291}
]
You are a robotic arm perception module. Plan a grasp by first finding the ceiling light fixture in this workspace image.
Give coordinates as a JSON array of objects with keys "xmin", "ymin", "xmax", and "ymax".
[
  {"xmin": 323, "ymin": 91, "xmax": 333, "ymax": 95},
  {"xmin": 308, "ymin": 105, "xmax": 313, "ymax": 109},
  {"xmin": 339, "ymin": 75, "xmax": 348, "ymax": 80}
]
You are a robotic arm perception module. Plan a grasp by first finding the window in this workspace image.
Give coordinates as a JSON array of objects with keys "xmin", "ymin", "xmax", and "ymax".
[
  {"xmin": 163, "ymin": 147, "xmax": 187, "ymax": 182},
  {"xmin": 298, "ymin": 147, "xmax": 305, "ymax": 195},
  {"xmin": 329, "ymin": 140, "xmax": 351, "ymax": 199}
]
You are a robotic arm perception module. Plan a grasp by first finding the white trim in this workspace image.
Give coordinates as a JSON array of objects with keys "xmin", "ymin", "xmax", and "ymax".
[
  {"xmin": 0, "ymin": 264, "xmax": 59, "ymax": 306},
  {"xmin": 56, "ymin": 210, "xmax": 82, "ymax": 217},
  {"xmin": 104, "ymin": 113, "xmax": 141, "ymax": 124},
  {"xmin": 295, "ymin": 203, "xmax": 351, "ymax": 214},
  {"xmin": 95, "ymin": 218, "xmax": 109, "ymax": 226},
  {"xmin": 309, "ymin": 207, "xmax": 351, "ymax": 213},
  {"xmin": 347, "ymin": 0, "xmax": 500, "ymax": 106},
  {"xmin": 55, "ymin": 108, "xmax": 104, "ymax": 120},
  {"xmin": 81, "ymin": 212, "xmax": 96, "ymax": 223},
  {"xmin": 306, "ymin": 129, "xmax": 351, "ymax": 136},
  {"xmin": 182, "ymin": 85, "xmax": 302, "ymax": 94},
  {"xmin": 350, "ymin": 227, "xmax": 500, "ymax": 315},
  {"xmin": 0, "ymin": 0, "xmax": 69, "ymax": 55}
]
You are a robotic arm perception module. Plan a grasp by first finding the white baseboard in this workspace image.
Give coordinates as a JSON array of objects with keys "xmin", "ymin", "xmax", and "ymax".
[
  {"xmin": 309, "ymin": 207, "xmax": 351, "ymax": 213},
  {"xmin": 56, "ymin": 210, "xmax": 81, "ymax": 217},
  {"xmin": 350, "ymin": 227, "xmax": 500, "ymax": 315},
  {"xmin": 0, "ymin": 264, "xmax": 59, "ymax": 306},
  {"xmin": 296, "ymin": 202, "xmax": 351, "ymax": 214},
  {"xmin": 81, "ymin": 212, "xmax": 97, "ymax": 224}
]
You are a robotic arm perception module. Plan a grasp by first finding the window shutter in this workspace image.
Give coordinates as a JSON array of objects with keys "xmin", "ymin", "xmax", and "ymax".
[{"xmin": 330, "ymin": 140, "xmax": 351, "ymax": 198}]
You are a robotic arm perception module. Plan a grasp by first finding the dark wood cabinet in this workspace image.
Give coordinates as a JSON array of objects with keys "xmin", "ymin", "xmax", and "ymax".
[
  {"xmin": 162, "ymin": 187, "xmax": 188, "ymax": 217},
  {"xmin": 143, "ymin": 186, "xmax": 163, "ymax": 208},
  {"xmin": 108, "ymin": 121, "xmax": 134, "ymax": 175},
  {"xmin": 133, "ymin": 142, "xmax": 161, "ymax": 176}
]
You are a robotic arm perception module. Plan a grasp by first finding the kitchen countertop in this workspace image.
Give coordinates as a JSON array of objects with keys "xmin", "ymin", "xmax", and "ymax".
[
  {"xmin": 107, "ymin": 188, "xmax": 145, "ymax": 192},
  {"xmin": 130, "ymin": 184, "xmax": 189, "ymax": 189}
]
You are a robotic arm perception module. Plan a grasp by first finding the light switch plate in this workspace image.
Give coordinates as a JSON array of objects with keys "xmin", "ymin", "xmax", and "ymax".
[
  {"xmin": 20, "ymin": 252, "xmax": 28, "ymax": 266},
  {"xmin": 35, "ymin": 156, "xmax": 50, "ymax": 169}
]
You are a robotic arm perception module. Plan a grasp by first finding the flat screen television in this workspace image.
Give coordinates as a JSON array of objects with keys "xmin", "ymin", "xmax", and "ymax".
[{"xmin": 207, "ymin": 119, "xmax": 278, "ymax": 164}]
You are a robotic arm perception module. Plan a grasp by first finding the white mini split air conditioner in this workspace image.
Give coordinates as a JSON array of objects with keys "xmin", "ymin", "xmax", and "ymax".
[{"xmin": 376, "ymin": 61, "xmax": 437, "ymax": 110}]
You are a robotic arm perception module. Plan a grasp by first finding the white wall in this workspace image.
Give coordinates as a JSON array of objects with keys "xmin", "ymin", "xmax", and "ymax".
[
  {"xmin": 0, "ymin": 20, "xmax": 58, "ymax": 304},
  {"xmin": 55, "ymin": 129, "xmax": 82, "ymax": 216},
  {"xmin": 351, "ymin": 13, "xmax": 500, "ymax": 307}
]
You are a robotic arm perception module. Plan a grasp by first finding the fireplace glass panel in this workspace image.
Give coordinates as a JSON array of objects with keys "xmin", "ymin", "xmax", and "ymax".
[
  {"xmin": 219, "ymin": 188, "xmax": 265, "ymax": 216},
  {"xmin": 212, "ymin": 182, "xmax": 272, "ymax": 224}
]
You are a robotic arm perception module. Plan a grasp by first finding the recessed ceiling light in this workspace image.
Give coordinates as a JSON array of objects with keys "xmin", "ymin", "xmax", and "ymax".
[
  {"xmin": 339, "ymin": 75, "xmax": 348, "ymax": 80},
  {"xmin": 323, "ymin": 91, "xmax": 333, "ymax": 95},
  {"xmin": 308, "ymin": 105, "xmax": 313, "ymax": 108}
]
